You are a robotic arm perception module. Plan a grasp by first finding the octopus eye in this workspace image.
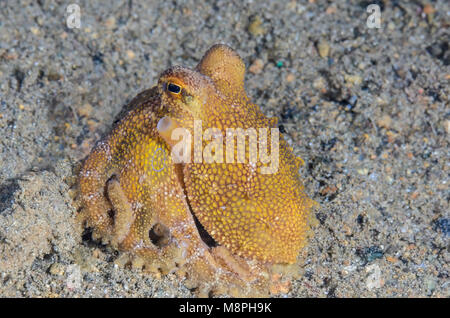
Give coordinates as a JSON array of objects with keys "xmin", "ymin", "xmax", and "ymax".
[{"xmin": 167, "ymin": 82, "xmax": 181, "ymax": 94}]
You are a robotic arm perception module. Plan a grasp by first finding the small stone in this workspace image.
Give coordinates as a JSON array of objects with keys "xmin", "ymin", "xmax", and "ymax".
[
  {"xmin": 343, "ymin": 265, "xmax": 356, "ymax": 274},
  {"xmin": 365, "ymin": 264, "xmax": 383, "ymax": 290},
  {"xmin": 445, "ymin": 120, "xmax": 450, "ymax": 134},
  {"xmin": 296, "ymin": 5, "xmax": 306, "ymax": 14},
  {"xmin": 342, "ymin": 224, "xmax": 352, "ymax": 236},
  {"xmin": 348, "ymin": 95, "xmax": 358, "ymax": 106},
  {"xmin": 317, "ymin": 39, "xmax": 330, "ymax": 58},
  {"xmin": 377, "ymin": 115, "xmax": 392, "ymax": 129},
  {"xmin": 47, "ymin": 70, "xmax": 62, "ymax": 81},
  {"xmin": 49, "ymin": 263, "xmax": 65, "ymax": 276},
  {"xmin": 286, "ymin": 0, "xmax": 296, "ymax": 11},
  {"xmin": 182, "ymin": 7, "xmax": 192, "ymax": 16},
  {"xmin": 425, "ymin": 276, "xmax": 436, "ymax": 295},
  {"xmin": 86, "ymin": 119, "xmax": 98, "ymax": 132},
  {"xmin": 386, "ymin": 256, "xmax": 398, "ymax": 263},
  {"xmin": 326, "ymin": 5, "xmax": 337, "ymax": 14},
  {"xmin": 248, "ymin": 16, "xmax": 266, "ymax": 36},
  {"xmin": 104, "ymin": 16, "xmax": 116, "ymax": 29},
  {"xmin": 357, "ymin": 168, "xmax": 369, "ymax": 175},
  {"xmin": 30, "ymin": 26, "xmax": 40, "ymax": 35},
  {"xmin": 423, "ymin": 4, "xmax": 435, "ymax": 15},
  {"xmin": 78, "ymin": 103, "xmax": 93, "ymax": 118},
  {"xmin": 376, "ymin": 97, "xmax": 388, "ymax": 106},
  {"xmin": 312, "ymin": 77, "xmax": 325, "ymax": 90},
  {"xmin": 344, "ymin": 74, "xmax": 362, "ymax": 86},
  {"xmin": 320, "ymin": 185, "xmax": 337, "ymax": 196},
  {"xmin": 66, "ymin": 265, "xmax": 82, "ymax": 291},
  {"xmin": 386, "ymin": 131, "xmax": 397, "ymax": 143},
  {"xmin": 126, "ymin": 50, "xmax": 136, "ymax": 60},
  {"xmin": 249, "ymin": 59, "xmax": 264, "ymax": 74},
  {"xmin": 286, "ymin": 73, "xmax": 295, "ymax": 83},
  {"xmin": 4, "ymin": 52, "xmax": 18, "ymax": 60}
]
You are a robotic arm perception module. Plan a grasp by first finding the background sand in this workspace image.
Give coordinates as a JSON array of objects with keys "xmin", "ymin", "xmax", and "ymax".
[{"xmin": 0, "ymin": 0, "xmax": 448, "ymax": 297}]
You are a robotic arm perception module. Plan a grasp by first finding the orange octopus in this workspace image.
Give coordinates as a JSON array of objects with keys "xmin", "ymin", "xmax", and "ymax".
[{"xmin": 78, "ymin": 44, "xmax": 316, "ymax": 297}]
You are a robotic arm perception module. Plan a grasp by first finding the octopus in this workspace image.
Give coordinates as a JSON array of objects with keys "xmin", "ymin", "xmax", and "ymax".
[{"xmin": 77, "ymin": 44, "xmax": 316, "ymax": 297}]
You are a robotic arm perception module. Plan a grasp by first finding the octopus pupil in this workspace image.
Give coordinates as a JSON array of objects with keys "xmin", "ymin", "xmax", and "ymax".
[{"xmin": 167, "ymin": 83, "xmax": 181, "ymax": 94}]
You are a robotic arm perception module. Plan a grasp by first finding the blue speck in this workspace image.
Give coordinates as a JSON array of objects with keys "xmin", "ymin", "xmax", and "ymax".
[
  {"xmin": 349, "ymin": 95, "xmax": 358, "ymax": 105},
  {"xmin": 434, "ymin": 218, "xmax": 450, "ymax": 237},
  {"xmin": 357, "ymin": 246, "xmax": 384, "ymax": 263}
]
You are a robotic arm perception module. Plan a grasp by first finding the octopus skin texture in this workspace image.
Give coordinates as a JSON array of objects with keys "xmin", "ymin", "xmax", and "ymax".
[{"xmin": 77, "ymin": 44, "xmax": 316, "ymax": 297}]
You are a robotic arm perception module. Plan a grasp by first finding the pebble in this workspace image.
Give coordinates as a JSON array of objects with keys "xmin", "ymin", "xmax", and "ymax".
[
  {"xmin": 344, "ymin": 74, "xmax": 362, "ymax": 86},
  {"xmin": 317, "ymin": 39, "xmax": 330, "ymax": 58},
  {"xmin": 249, "ymin": 59, "xmax": 264, "ymax": 74},
  {"xmin": 66, "ymin": 265, "xmax": 82, "ymax": 291},
  {"xmin": 286, "ymin": 73, "xmax": 295, "ymax": 83},
  {"xmin": 342, "ymin": 265, "xmax": 357, "ymax": 275},
  {"xmin": 377, "ymin": 115, "xmax": 392, "ymax": 129},
  {"xmin": 425, "ymin": 276, "xmax": 436, "ymax": 295},
  {"xmin": 423, "ymin": 4, "xmax": 435, "ymax": 22},
  {"xmin": 30, "ymin": 27, "xmax": 40, "ymax": 35},
  {"xmin": 312, "ymin": 77, "xmax": 325, "ymax": 90},
  {"xmin": 49, "ymin": 263, "xmax": 65, "ymax": 276},
  {"xmin": 126, "ymin": 50, "xmax": 136, "ymax": 60},
  {"xmin": 78, "ymin": 103, "xmax": 93, "ymax": 118},
  {"xmin": 320, "ymin": 185, "xmax": 337, "ymax": 197},
  {"xmin": 47, "ymin": 70, "xmax": 62, "ymax": 81},
  {"xmin": 423, "ymin": 4, "xmax": 435, "ymax": 14},
  {"xmin": 365, "ymin": 264, "xmax": 383, "ymax": 290},
  {"xmin": 386, "ymin": 256, "xmax": 398, "ymax": 263},
  {"xmin": 248, "ymin": 16, "xmax": 266, "ymax": 36},
  {"xmin": 325, "ymin": 5, "xmax": 337, "ymax": 15},
  {"xmin": 357, "ymin": 168, "xmax": 369, "ymax": 176},
  {"xmin": 104, "ymin": 16, "xmax": 116, "ymax": 29}
]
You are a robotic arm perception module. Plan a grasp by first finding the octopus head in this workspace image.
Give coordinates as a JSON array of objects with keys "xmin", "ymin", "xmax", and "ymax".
[{"xmin": 157, "ymin": 66, "xmax": 214, "ymax": 124}]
